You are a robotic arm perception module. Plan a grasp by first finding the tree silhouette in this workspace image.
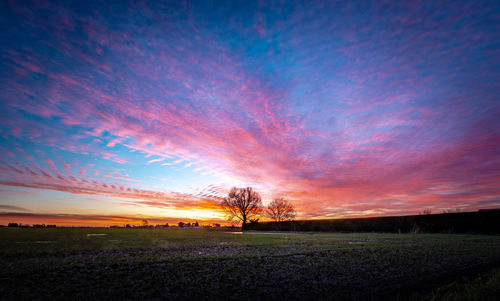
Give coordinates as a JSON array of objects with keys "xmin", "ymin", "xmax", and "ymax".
[
  {"xmin": 221, "ymin": 187, "xmax": 262, "ymax": 228},
  {"xmin": 267, "ymin": 197, "xmax": 296, "ymax": 222}
]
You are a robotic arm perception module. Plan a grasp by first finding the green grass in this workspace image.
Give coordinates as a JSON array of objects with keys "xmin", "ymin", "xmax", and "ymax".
[
  {"xmin": 426, "ymin": 268, "xmax": 500, "ymax": 301},
  {"xmin": 1, "ymin": 228, "xmax": 499, "ymax": 300}
]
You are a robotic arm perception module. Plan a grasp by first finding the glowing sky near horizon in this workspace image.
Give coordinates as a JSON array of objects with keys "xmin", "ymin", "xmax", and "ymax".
[{"xmin": 1, "ymin": 0, "xmax": 499, "ymax": 225}]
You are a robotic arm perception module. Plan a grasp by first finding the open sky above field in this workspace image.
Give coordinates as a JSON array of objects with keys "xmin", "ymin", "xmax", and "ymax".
[{"xmin": 1, "ymin": 0, "xmax": 499, "ymax": 226}]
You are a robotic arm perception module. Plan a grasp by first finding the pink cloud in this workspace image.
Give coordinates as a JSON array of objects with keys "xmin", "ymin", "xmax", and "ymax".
[{"xmin": 43, "ymin": 159, "xmax": 57, "ymax": 170}]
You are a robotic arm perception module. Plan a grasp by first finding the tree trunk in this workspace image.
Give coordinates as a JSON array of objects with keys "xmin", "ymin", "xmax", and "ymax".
[{"xmin": 242, "ymin": 215, "xmax": 247, "ymax": 230}]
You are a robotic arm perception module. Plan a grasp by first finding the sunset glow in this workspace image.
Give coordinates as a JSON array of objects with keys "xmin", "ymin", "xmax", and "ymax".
[{"xmin": 1, "ymin": 1, "xmax": 499, "ymax": 226}]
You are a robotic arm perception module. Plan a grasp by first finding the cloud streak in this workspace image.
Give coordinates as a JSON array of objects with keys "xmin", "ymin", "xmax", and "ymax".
[
  {"xmin": 0, "ymin": 212, "xmax": 222, "ymax": 227},
  {"xmin": 0, "ymin": 204, "xmax": 29, "ymax": 211}
]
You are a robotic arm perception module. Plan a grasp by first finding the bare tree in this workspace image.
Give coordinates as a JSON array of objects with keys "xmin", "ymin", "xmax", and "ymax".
[
  {"xmin": 267, "ymin": 197, "xmax": 296, "ymax": 222},
  {"xmin": 221, "ymin": 187, "xmax": 262, "ymax": 227},
  {"xmin": 419, "ymin": 208, "xmax": 432, "ymax": 215}
]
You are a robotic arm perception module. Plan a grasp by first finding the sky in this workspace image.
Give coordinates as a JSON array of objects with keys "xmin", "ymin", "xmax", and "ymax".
[{"xmin": 0, "ymin": 0, "xmax": 499, "ymax": 226}]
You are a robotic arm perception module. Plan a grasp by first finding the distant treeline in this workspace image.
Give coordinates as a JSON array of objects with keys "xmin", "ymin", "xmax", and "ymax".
[
  {"xmin": 110, "ymin": 222, "xmax": 224, "ymax": 229},
  {"xmin": 245, "ymin": 210, "xmax": 500, "ymax": 234},
  {"xmin": 3, "ymin": 223, "xmax": 56, "ymax": 228}
]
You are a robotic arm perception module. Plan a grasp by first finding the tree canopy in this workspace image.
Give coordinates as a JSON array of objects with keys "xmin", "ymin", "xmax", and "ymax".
[
  {"xmin": 221, "ymin": 187, "xmax": 262, "ymax": 227},
  {"xmin": 267, "ymin": 197, "xmax": 296, "ymax": 222}
]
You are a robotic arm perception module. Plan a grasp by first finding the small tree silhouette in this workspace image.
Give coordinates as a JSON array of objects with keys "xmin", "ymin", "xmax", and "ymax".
[
  {"xmin": 267, "ymin": 197, "xmax": 296, "ymax": 222},
  {"xmin": 419, "ymin": 209, "xmax": 432, "ymax": 215}
]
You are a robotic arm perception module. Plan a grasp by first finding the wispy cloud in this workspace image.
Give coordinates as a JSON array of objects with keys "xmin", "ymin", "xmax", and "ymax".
[
  {"xmin": 0, "ymin": 204, "xmax": 29, "ymax": 211},
  {"xmin": 147, "ymin": 158, "xmax": 165, "ymax": 164},
  {"xmin": 0, "ymin": 163, "xmax": 221, "ymax": 212}
]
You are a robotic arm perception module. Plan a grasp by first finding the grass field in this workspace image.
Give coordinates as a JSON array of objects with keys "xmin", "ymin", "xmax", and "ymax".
[{"xmin": 1, "ymin": 228, "xmax": 499, "ymax": 300}]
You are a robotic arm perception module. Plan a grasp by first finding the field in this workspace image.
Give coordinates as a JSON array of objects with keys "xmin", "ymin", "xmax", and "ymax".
[{"xmin": 1, "ymin": 228, "xmax": 499, "ymax": 300}]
